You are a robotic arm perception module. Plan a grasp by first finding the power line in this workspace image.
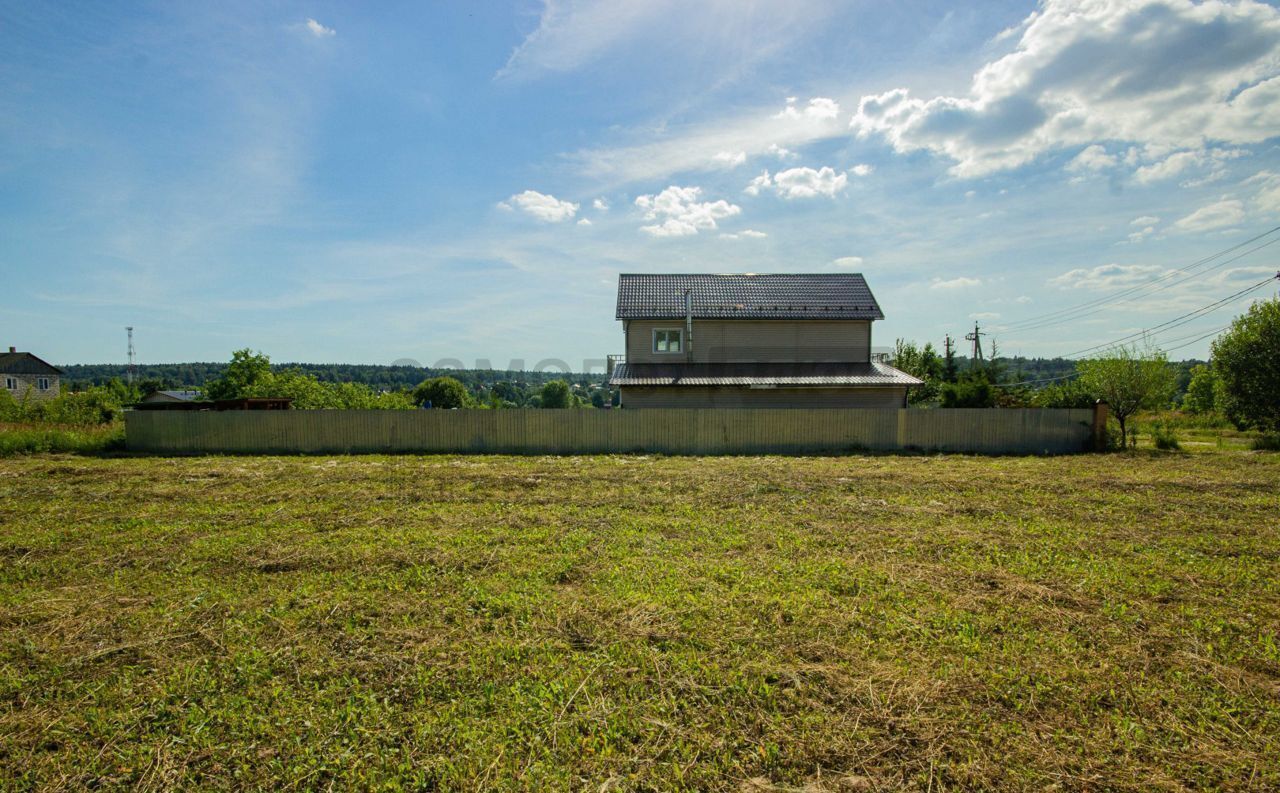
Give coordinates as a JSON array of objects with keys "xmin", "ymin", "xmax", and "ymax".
[
  {"xmin": 1060, "ymin": 274, "xmax": 1277, "ymax": 359},
  {"xmin": 999, "ymin": 225, "xmax": 1280, "ymax": 332},
  {"xmin": 1002, "ymin": 232, "xmax": 1280, "ymax": 333}
]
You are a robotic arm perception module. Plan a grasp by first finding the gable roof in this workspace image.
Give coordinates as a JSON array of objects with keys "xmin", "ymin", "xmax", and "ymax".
[
  {"xmin": 616, "ymin": 273, "xmax": 884, "ymax": 320},
  {"xmin": 0, "ymin": 351, "xmax": 62, "ymax": 375}
]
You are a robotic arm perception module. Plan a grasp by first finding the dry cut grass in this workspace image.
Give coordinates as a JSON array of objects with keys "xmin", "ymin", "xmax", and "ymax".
[{"xmin": 1, "ymin": 449, "xmax": 1278, "ymax": 790}]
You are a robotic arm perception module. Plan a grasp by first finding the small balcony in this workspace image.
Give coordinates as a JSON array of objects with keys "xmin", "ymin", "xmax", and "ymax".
[{"xmin": 606, "ymin": 354, "xmax": 625, "ymax": 376}]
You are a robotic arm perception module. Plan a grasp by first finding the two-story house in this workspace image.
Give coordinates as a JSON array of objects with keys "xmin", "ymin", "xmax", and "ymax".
[
  {"xmin": 0, "ymin": 347, "xmax": 62, "ymax": 402},
  {"xmin": 607, "ymin": 273, "xmax": 921, "ymax": 408}
]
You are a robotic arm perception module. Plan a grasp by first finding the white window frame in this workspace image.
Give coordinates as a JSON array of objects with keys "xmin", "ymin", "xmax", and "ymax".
[
  {"xmin": 4, "ymin": 377, "xmax": 15, "ymax": 390},
  {"xmin": 37, "ymin": 377, "xmax": 50, "ymax": 390},
  {"xmin": 652, "ymin": 328, "xmax": 683, "ymax": 354}
]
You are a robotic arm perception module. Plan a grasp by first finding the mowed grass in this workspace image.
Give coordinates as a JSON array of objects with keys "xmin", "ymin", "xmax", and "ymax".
[{"xmin": 1, "ymin": 451, "xmax": 1278, "ymax": 791}]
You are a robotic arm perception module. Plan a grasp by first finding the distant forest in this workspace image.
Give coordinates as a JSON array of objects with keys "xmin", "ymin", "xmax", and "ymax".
[
  {"xmin": 60, "ymin": 362, "xmax": 604, "ymax": 392},
  {"xmin": 61, "ymin": 356, "xmax": 1207, "ymax": 393}
]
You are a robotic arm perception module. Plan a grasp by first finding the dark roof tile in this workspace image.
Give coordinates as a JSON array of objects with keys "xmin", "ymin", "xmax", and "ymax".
[{"xmin": 616, "ymin": 273, "xmax": 884, "ymax": 320}]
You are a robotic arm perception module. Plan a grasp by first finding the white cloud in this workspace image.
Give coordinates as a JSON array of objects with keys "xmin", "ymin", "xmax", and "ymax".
[
  {"xmin": 1172, "ymin": 199, "xmax": 1246, "ymax": 233},
  {"xmin": 592, "ymin": 197, "xmax": 610, "ymax": 211},
  {"xmin": 305, "ymin": 18, "xmax": 336, "ymax": 38},
  {"xmin": 500, "ymin": 190, "xmax": 580, "ymax": 222},
  {"xmin": 832, "ymin": 256, "xmax": 864, "ymax": 268},
  {"xmin": 849, "ymin": 0, "xmax": 1280, "ymax": 178},
  {"xmin": 768, "ymin": 144, "xmax": 798, "ymax": 160},
  {"xmin": 848, "ymin": 163, "xmax": 874, "ymax": 177},
  {"xmin": 1066, "ymin": 145, "xmax": 1116, "ymax": 172},
  {"xmin": 635, "ymin": 185, "xmax": 741, "ymax": 237},
  {"xmin": 720, "ymin": 229, "xmax": 767, "ymax": 240},
  {"xmin": 712, "ymin": 150, "xmax": 747, "ymax": 168},
  {"xmin": 577, "ymin": 218, "xmax": 592, "ymax": 226},
  {"xmin": 772, "ymin": 166, "xmax": 847, "ymax": 199},
  {"xmin": 930, "ymin": 276, "xmax": 982, "ymax": 290},
  {"xmin": 1127, "ymin": 225, "xmax": 1157, "ymax": 244},
  {"xmin": 1049, "ymin": 263, "xmax": 1163, "ymax": 290},
  {"xmin": 1130, "ymin": 215, "xmax": 1160, "ymax": 226},
  {"xmin": 1133, "ymin": 150, "xmax": 1203, "ymax": 184},
  {"xmin": 744, "ymin": 171, "xmax": 772, "ymax": 196},
  {"xmin": 1014, "ymin": 295, "xmax": 1032, "ymax": 304},
  {"xmin": 970, "ymin": 312, "xmax": 1001, "ymax": 320},
  {"xmin": 1247, "ymin": 170, "xmax": 1280, "ymax": 213},
  {"xmin": 774, "ymin": 96, "xmax": 840, "ymax": 122}
]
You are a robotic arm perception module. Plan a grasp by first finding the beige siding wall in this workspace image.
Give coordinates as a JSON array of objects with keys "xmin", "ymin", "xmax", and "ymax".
[
  {"xmin": 625, "ymin": 320, "xmax": 870, "ymax": 363},
  {"xmin": 620, "ymin": 386, "xmax": 905, "ymax": 409},
  {"xmin": 1, "ymin": 372, "xmax": 59, "ymax": 402}
]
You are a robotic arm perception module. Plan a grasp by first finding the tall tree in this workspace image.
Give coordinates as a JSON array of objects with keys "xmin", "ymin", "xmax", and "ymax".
[
  {"xmin": 1181, "ymin": 364, "xmax": 1218, "ymax": 414},
  {"xmin": 1211, "ymin": 297, "xmax": 1280, "ymax": 432},
  {"xmin": 203, "ymin": 349, "xmax": 271, "ymax": 400},
  {"xmin": 1076, "ymin": 342, "xmax": 1176, "ymax": 442},
  {"xmin": 412, "ymin": 376, "xmax": 471, "ymax": 409},
  {"xmin": 539, "ymin": 380, "xmax": 572, "ymax": 409}
]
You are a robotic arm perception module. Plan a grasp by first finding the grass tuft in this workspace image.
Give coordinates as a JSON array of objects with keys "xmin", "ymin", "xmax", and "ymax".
[{"xmin": 0, "ymin": 422, "xmax": 124, "ymax": 456}]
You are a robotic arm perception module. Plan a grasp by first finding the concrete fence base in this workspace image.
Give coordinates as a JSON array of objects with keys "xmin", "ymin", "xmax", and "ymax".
[{"xmin": 125, "ymin": 408, "xmax": 1097, "ymax": 456}]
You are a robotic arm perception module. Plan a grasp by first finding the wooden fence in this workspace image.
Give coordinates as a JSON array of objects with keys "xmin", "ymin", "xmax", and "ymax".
[{"xmin": 125, "ymin": 407, "xmax": 1100, "ymax": 456}]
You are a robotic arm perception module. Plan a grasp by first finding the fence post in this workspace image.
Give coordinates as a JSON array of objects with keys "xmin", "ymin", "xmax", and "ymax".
[{"xmin": 1092, "ymin": 400, "xmax": 1109, "ymax": 452}]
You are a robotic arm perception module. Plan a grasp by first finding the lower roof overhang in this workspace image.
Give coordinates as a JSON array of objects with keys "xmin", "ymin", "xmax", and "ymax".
[{"xmin": 609, "ymin": 361, "xmax": 923, "ymax": 388}]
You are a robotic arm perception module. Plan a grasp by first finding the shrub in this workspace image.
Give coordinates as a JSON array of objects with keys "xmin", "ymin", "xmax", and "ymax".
[
  {"xmin": 1252, "ymin": 434, "xmax": 1280, "ymax": 452},
  {"xmin": 940, "ymin": 372, "xmax": 995, "ymax": 408},
  {"xmin": 1150, "ymin": 420, "xmax": 1181, "ymax": 451}
]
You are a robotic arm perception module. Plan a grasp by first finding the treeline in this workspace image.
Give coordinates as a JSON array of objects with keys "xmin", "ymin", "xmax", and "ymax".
[
  {"xmin": 61, "ymin": 362, "xmax": 602, "ymax": 392},
  {"xmin": 201, "ymin": 350, "xmax": 610, "ymax": 410}
]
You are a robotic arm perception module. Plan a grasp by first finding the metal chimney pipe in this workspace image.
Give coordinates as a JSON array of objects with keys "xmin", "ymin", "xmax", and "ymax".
[{"xmin": 684, "ymin": 289, "xmax": 694, "ymax": 362}]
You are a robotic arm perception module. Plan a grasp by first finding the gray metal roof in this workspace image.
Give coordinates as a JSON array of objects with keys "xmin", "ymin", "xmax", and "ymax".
[
  {"xmin": 616, "ymin": 273, "xmax": 884, "ymax": 320},
  {"xmin": 609, "ymin": 361, "xmax": 922, "ymax": 387},
  {"xmin": 0, "ymin": 351, "xmax": 62, "ymax": 375}
]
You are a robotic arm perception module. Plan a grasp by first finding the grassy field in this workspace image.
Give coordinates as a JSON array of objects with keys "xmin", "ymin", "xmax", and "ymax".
[{"xmin": 1, "ymin": 448, "xmax": 1278, "ymax": 790}]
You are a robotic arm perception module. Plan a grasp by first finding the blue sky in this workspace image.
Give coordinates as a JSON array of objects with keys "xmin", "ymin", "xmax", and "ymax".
[{"xmin": 3, "ymin": 0, "xmax": 1279, "ymax": 369}]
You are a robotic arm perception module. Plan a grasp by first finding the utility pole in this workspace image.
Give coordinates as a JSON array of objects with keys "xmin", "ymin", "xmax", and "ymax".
[
  {"xmin": 943, "ymin": 334, "xmax": 958, "ymax": 382},
  {"xmin": 964, "ymin": 322, "xmax": 986, "ymax": 369},
  {"xmin": 126, "ymin": 327, "xmax": 136, "ymax": 384}
]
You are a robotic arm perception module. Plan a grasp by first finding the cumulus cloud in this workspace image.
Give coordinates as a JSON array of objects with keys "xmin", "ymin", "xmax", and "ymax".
[
  {"xmin": 766, "ymin": 166, "xmax": 848, "ymax": 199},
  {"xmin": 712, "ymin": 150, "xmax": 747, "ymax": 168},
  {"xmin": 1133, "ymin": 150, "xmax": 1204, "ymax": 184},
  {"xmin": 970, "ymin": 311, "xmax": 1001, "ymax": 320},
  {"xmin": 1131, "ymin": 215, "xmax": 1160, "ymax": 226},
  {"xmin": 1066, "ymin": 144, "xmax": 1116, "ymax": 172},
  {"xmin": 930, "ymin": 276, "xmax": 982, "ymax": 289},
  {"xmin": 1172, "ymin": 198, "xmax": 1246, "ymax": 232},
  {"xmin": 768, "ymin": 144, "xmax": 798, "ymax": 160},
  {"xmin": 1246, "ymin": 170, "xmax": 1280, "ymax": 213},
  {"xmin": 499, "ymin": 190, "xmax": 579, "ymax": 222},
  {"xmin": 832, "ymin": 256, "xmax": 864, "ymax": 268},
  {"xmin": 775, "ymin": 96, "xmax": 840, "ymax": 122},
  {"xmin": 1049, "ymin": 263, "xmax": 1164, "ymax": 290},
  {"xmin": 849, "ymin": 0, "xmax": 1280, "ymax": 178},
  {"xmin": 744, "ymin": 171, "xmax": 773, "ymax": 196},
  {"xmin": 635, "ymin": 186, "xmax": 741, "ymax": 237},
  {"xmin": 720, "ymin": 229, "xmax": 768, "ymax": 240},
  {"xmin": 577, "ymin": 218, "xmax": 592, "ymax": 226},
  {"xmin": 593, "ymin": 197, "xmax": 610, "ymax": 211},
  {"xmin": 305, "ymin": 18, "xmax": 336, "ymax": 37},
  {"xmin": 848, "ymin": 163, "xmax": 874, "ymax": 177}
]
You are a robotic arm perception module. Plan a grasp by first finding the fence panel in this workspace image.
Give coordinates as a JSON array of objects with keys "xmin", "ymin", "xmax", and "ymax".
[{"xmin": 126, "ymin": 408, "xmax": 1095, "ymax": 456}]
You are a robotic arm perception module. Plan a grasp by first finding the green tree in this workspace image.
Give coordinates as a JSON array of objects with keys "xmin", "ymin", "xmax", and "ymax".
[
  {"xmin": 892, "ymin": 339, "xmax": 944, "ymax": 405},
  {"xmin": 1181, "ymin": 364, "xmax": 1218, "ymax": 414},
  {"xmin": 413, "ymin": 376, "xmax": 471, "ymax": 409},
  {"xmin": 204, "ymin": 349, "xmax": 272, "ymax": 400},
  {"xmin": 1212, "ymin": 297, "xmax": 1280, "ymax": 432},
  {"xmin": 939, "ymin": 371, "xmax": 996, "ymax": 408},
  {"xmin": 1076, "ymin": 342, "xmax": 1176, "ymax": 442},
  {"xmin": 1032, "ymin": 378, "xmax": 1095, "ymax": 409},
  {"xmin": 539, "ymin": 380, "xmax": 572, "ymax": 409}
]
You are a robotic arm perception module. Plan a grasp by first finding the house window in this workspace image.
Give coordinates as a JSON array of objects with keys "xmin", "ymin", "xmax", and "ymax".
[
  {"xmin": 653, "ymin": 329, "xmax": 683, "ymax": 354},
  {"xmin": 37, "ymin": 378, "xmax": 49, "ymax": 390},
  {"xmin": 4, "ymin": 377, "xmax": 14, "ymax": 390}
]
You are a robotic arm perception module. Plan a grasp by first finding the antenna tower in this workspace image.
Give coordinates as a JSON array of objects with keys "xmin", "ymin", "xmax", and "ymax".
[{"xmin": 126, "ymin": 326, "xmax": 136, "ymax": 384}]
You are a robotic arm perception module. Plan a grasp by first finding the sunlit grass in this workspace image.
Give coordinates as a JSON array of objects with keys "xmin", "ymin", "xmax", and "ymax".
[{"xmin": 0, "ymin": 449, "xmax": 1277, "ymax": 789}]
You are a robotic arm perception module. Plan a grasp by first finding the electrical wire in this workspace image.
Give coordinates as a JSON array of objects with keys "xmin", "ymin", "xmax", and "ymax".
[{"xmin": 999, "ymin": 225, "xmax": 1280, "ymax": 332}]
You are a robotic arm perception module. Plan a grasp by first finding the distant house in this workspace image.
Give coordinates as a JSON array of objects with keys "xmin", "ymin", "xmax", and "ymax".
[
  {"xmin": 141, "ymin": 390, "xmax": 203, "ymax": 404},
  {"xmin": 607, "ymin": 273, "xmax": 921, "ymax": 408},
  {"xmin": 0, "ymin": 346, "xmax": 61, "ymax": 402}
]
